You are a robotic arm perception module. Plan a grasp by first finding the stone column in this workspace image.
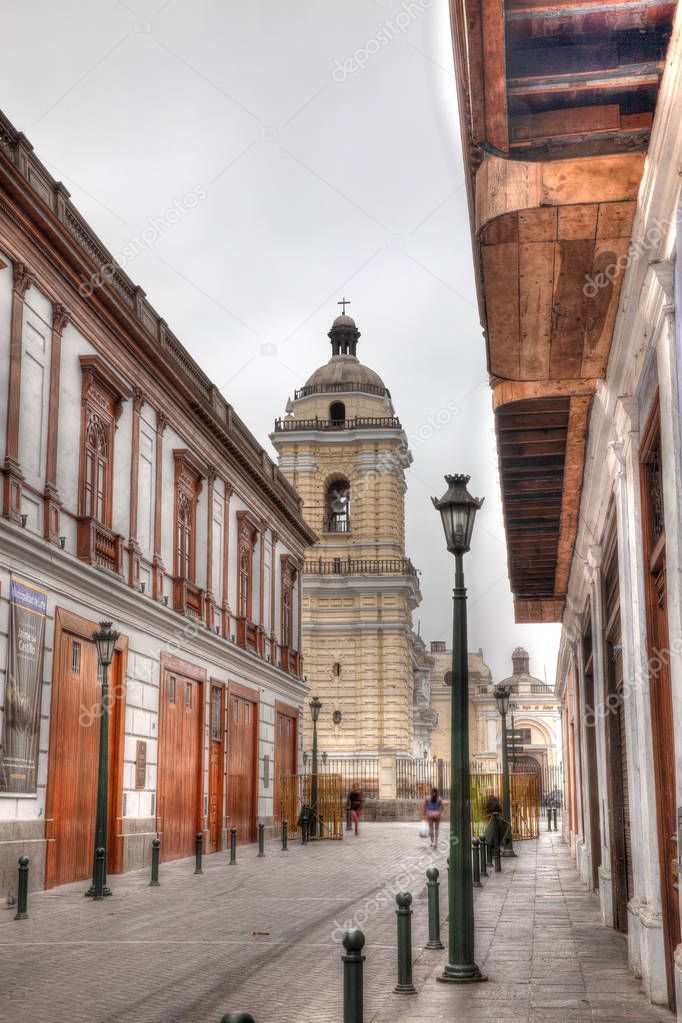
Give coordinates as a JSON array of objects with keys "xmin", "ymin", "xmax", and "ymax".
[
  {"xmin": 378, "ymin": 749, "xmax": 397, "ymax": 801},
  {"xmin": 43, "ymin": 303, "xmax": 69, "ymax": 542},
  {"xmin": 205, "ymin": 466, "xmax": 216, "ymax": 631},
  {"xmin": 3, "ymin": 261, "xmax": 33, "ymax": 521},
  {"xmin": 127, "ymin": 387, "xmax": 144, "ymax": 586},
  {"xmin": 152, "ymin": 410, "xmax": 167, "ymax": 600},
  {"xmin": 221, "ymin": 484, "xmax": 232, "ymax": 637}
]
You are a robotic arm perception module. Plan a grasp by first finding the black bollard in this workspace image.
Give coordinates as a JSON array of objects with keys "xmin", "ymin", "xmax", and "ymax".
[
  {"xmin": 485, "ymin": 834, "xmax": 493, "ymax": 867},
  {"xmin": 229, "ymin": 827, "xmax": 237, "ymax": 865},
  {"xmin": 301, "ymin": 819, "xmax": 308, "ymax": 845},
  {"xmin": 492, "ymin": 812, "xmax": 502, "ymax": 872},
  {"xmin": 94, "ymin": 847, "xmax": 106, "ymax": 900},
  {"xmin": 342, "ymin": 929, "xmax": 365, "ymax": 1023},
  {"xmin": 150, "ymin": 838, "xmax": 161, "ymax": 887},
  {"xmin": 194, "ymin": 831, "xmax": 204, "ymax": 875},
  {"xmin": 14, "ymin": 856, "xmax": 29, "ymax": 920},
  {"xmin": 552, "ymin": 807, "xmax": 558, "ymax": 832},
  {"xmin": 425, "ymin": 867, "xmax": 444, "ymax": 950},
  {"xmin": 346, "ymin": 804, "xmax": 352, "ymax": 832},
  {"xmin": 320, "ymin": 814, "xmax": 324, "ymax": 840},
  {"xmin": 472, "ymin": 838, "xmax": 482, "ymax": 888},
  {"xmin": 258, "ymin": 823, "xmax": 265, "ymax": 857},
  {"xmin": 394, "ymin": 892, "xmax": 416, "ymax": 994},
  {"xmin": 219, "ymin": 1015, "xmax": 256, "ymax": 1023},
  {"xmin": 547, "ymin": 808, "xmax": 552, "ymax": 832},
  {"xmin": 479, "ymin": 836, "xmax": 488, "ymax": 878},
  {"xmin": 281, "ymin": 820, "xmax": 288, "ymax": 851}
]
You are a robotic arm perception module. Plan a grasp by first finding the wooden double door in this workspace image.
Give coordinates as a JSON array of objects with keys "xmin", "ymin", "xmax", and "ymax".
[
  {"xmin": 274, "ymin": 702, "xmax": 298, "ymax": 832},
  {"xmin": 45, "ymin": 611, "xmax": 126, "ymax": 889},
  {"xmin": 227, "ymin": 685, "xmax": 258, "ymax": 843},
  {"xmin": 208, "ymin": 684, "xmax": 225, "ymax": 852},
  {"xmin": 157, "ymin": 663, "xmax": 204, "ymax": 862},
  {"xmin": 640, "ymin": 399, "xmax": 680, "ymax": 1009}
]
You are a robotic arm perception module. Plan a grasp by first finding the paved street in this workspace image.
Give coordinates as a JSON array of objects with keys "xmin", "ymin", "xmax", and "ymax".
[{"xmin": 0, "ymin": 824, "xmax": 672, "ymax": 1023}]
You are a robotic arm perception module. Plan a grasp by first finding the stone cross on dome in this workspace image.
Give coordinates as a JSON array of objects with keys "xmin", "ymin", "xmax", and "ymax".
[{"xmin": 338, "ymin": 296, "xmax": 351, "ymax": 315}]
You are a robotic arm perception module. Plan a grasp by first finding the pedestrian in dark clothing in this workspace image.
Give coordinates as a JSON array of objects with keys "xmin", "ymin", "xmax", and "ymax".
[{"xmin": 348, "ymin": 787, "xmax": 363, "ymax": 836}]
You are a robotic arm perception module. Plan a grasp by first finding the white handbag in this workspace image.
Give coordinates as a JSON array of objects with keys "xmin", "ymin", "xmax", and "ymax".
[{"xmin": 419, "ymin": 820, "xmax": 429, "ymax": 839}]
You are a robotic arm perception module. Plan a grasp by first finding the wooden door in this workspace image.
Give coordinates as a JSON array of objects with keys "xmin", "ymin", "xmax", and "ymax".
[
  {"xmin": 208, "ymin": 684, "xmax": 225, "ymax": 852},
  {"xmin": 641, "ymin": 399, "xmax": 679, "ymax": 1008},
  {"xmin": 274, "ymin": 702, "xmax": 298, "ymax": 832},
  {"xmin": 157, "ymin": 668, "xmax": 203, "ymax": 862},
  {"xmin": 227, "ymin": 686, "xmax": 258, "ymax": 843},
  {"xmin": 45, "ymin": 621, "xmax": 125, "ymax": 889}
]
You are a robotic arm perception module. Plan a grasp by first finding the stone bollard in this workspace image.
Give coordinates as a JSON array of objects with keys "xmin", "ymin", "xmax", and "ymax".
[
  {"xmin": 94, "ymin": 847, "xmax": 106, "ymax": 900},
  {"xmin": 281, "ymin": 820, "xmax": 288, "ymax": 851},
  {"xmin": 150, "ymin": 838, "xmax": 161, "ymax": 887},
  {"xmin": 425, "ymin": 867, "xmax": 444, "ymax": 950},
  {"xmin": 394, "ymin": 892, "xmax": 417, "ymax": 994},
  {"xmin": 346, "ymin": 804, "xmax": 352, "ymax": 831},
  {"xmin": 258, "ymin": 823, "xmax": 265, "ymax": 857},
  {"xmin": 229, "ymin": 827, "xmax": 237, "ymax": 865},
  {"xmin": 14, "ymin": 856, "xmax": 29, "ymax": 921},
  {"xmin": 479, "ymin": 836, "xmax": 488, "ymax": 878},
  {"xmin": 195, "ymin": 831, "xmax": 204, "ymax": 875},
  {"xmin": 301, "ymin": 819, "xmax": 309, "ymax": 845},
  {"xmin": 472, "ymin": 838, "xmax": 482, "ymax": 888},
  {"xmin": 342, "ymin": 929, "xmax": 365, "ymax": 1023},
  {"xmin": 552, "ymin": 807, "xmax": 558, "ymax": 832}
]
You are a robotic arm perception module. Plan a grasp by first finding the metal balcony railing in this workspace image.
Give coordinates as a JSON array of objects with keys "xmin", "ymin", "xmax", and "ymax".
[
  {"xmin": 293, "ymin": 381, "xmax": 390, "ymax": 399},
  {"xmin": 305, "ymin": 556, "xmax": 418, "ymax": 576}
]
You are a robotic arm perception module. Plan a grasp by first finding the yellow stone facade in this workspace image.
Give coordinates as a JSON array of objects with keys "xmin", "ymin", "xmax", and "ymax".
[{"xmin": 271, "ymin": 313, "xmax": 422, "ymax": 756}]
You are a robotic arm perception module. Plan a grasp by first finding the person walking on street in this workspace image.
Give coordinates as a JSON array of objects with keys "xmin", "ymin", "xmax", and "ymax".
[
  {"xmin": 424, "ymin": 787, "xmax": 443, "ymax": 849},
  {"xmin": 348, "ymin": 786, "xmax": 363, "ymax": 836}
]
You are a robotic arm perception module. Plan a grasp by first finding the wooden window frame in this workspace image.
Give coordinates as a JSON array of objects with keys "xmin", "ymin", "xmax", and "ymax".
[
  {"xmin": 78, "ymin": 357, "xmax": 130, "ymax": 527},
  {"xmin": 173, "ymin": 450, "xmax": 204, "ymax": 584},
  {"xmin": 280, "ymin": 554, "xmax": 298, "ymax": 651},
  {"xmin": 236, "ymin": 510, "xmax": 260, "ymax": 621}
]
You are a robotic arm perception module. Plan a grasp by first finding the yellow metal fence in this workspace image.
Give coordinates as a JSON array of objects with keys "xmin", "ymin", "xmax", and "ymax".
[
  {"xmin": 471, "ymin": 772, "xmax": 540, "ymax": 841},
  {"xmin": 281, "ymin": 773, "xmax": 343, "ymax": 840}
]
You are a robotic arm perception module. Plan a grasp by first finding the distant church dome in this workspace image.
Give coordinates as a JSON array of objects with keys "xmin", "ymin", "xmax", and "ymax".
[{"xmin": 300, "ymin": 305, "xmax": 389, "ymax": 397}]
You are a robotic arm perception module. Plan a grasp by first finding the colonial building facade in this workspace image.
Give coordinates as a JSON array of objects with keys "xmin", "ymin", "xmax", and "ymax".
[
  {"xmin": 271, "ymin": 312, "xmax": 428, "ymax": 759},
  {"xmin": 447, "ymin": 0, "xmax": 681, "ymax": 1012},
  {"xmin": 0, "ymin": 109, "xmax": 316, "ymax": 894}
]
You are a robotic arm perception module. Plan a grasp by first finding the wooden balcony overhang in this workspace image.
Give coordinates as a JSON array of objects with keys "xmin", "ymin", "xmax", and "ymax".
[{"xmin": 478, "ymin": 153, "xmax": 641, "ymax": 622}]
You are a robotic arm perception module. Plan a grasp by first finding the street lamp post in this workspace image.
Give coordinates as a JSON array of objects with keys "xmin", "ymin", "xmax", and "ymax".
[
  {"xmin": 494, "ymin": 684, "xmax": 516, "ymax": 857},
  {"xmin": 432, "ymin": 474, "xmax": 486, "ymax": 984},
  {"xmin": 310, "ymin": 696, "xmax": 322, "ymax": 838},
  {"xmin": 86, "ymin": 621, "xmax": 119, "ymax": 898}
]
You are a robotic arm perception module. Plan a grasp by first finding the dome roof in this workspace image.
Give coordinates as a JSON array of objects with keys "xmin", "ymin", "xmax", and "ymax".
[
  {"xmin": 332, "ymin": 313, "xmax": 357, "ymax": 329},
  {"xmin": 303, "ymin": 355, "xmax": 387, "ymax": 393}
]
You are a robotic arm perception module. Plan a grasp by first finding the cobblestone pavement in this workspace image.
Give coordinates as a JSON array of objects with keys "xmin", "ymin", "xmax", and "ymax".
[{"xmin": 0, "ymin": 823, "xmax": 673, "ymax": 1023}]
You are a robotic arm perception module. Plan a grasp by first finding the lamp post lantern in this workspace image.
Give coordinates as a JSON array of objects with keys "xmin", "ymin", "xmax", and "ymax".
[
  {"xmin": 86, "ymin": 621, "xmax": 119, "ymax": 898},
  {"xmin": 494, "ymin": 684, "xmax": 516, "ymax": 857},
  {"xmin": 310, "ymin": 696, "xmax": 322, "ymax": 838},
  {"xmin": 432, "ymin": 474, "xmax": 486, "ymax": 984}
]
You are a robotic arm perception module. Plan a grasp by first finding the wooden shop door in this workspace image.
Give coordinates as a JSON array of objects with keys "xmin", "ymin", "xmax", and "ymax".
[
  {"xmin": 157, "ymin": 669, "xmax": 203, "ymax": 862},
  {"xmin": 274, "ymin": 703, "xmax": 297, "ymax": 832},
  {"xmin": 208, "ymin": 684, "xmax": 225, "ymax": 852},
  {"xmin": 45, "ymin": 618, "xmax": 125, "ymax": 889},
  {"xmin": 227, "ymin": 686, "xmax": 258, "ymax": 843},
  {"xmin": 640, "ymin": 398, "xmax": 680, "ymax": 1008}
]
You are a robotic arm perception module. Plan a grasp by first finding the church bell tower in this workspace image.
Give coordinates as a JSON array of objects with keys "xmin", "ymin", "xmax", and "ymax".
[{"xmin": 271, "ymin": 304, "xmax": 422, "ymax": 759}]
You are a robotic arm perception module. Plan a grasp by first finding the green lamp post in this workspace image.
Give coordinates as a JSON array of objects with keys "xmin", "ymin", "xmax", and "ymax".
[
  {"xmin": 494, "ymin": 683, "xmax": 516, "ymax": 857},
  {"xmin": 432, "ymin": 474, "xmax": 486, "ymax": 984},
  {"xmin": 310, "ymin": 696, "xmax": 322, "ymax": 838},
  {"xmin": 86, "ymin": 620, "xmax": 119, "ymax": 898}
]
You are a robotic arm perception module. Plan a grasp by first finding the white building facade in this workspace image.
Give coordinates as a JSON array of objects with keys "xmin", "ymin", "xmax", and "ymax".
[
  {"xmin": 556, "ymin": 12, "xmax": 682, "ymax": 1015},
  {"xmin": 0, "ymin": 110, "xmax": 315, "ymax": 894}
]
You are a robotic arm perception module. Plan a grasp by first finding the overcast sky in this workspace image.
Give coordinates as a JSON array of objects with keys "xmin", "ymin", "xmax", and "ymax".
[{"xmin": 1, "ymin": 0, "xmax": 561, "ymax": 683}]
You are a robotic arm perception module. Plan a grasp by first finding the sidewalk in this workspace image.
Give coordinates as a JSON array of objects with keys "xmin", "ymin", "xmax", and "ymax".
[
  {"xmin": 0, "ymin": 823, "xmax": 672, "ymax": 1022},
  {"xmin": 375, "ymin": 827, "xmax": 674, "ymax": 1023}
]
